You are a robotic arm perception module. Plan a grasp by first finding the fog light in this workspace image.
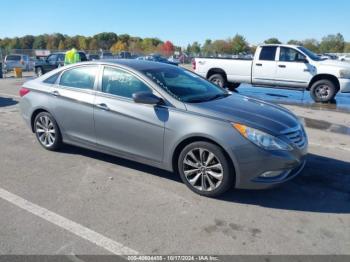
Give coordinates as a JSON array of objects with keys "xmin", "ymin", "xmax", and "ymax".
[{"xmin": 259, "ymin": 170, "xmax": 285, "ymax": 178}]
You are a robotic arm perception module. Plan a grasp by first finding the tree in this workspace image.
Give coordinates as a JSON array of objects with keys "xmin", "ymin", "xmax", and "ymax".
[
  {"xmin": 58, "ymin": 40, "xmax": 65, "ymax": 50},
  {"xmin": 211, "ymin": 40, "xmax": 231, "ymax": 54},
  {"xmin": 201, "ymin": 39, "xmax": 213, "ymax": 56},
  {"xmin": 110, "ymin": 41, "xmax": 127, "ymax": 53},
  {"xmin": 264, "ymin": 38, "xmax": 282, "ymax": 44},
  {"xmin": 160, "ymin": 40, "xmax": 175, "ymax": 56},
  {"xmin": 187, "ymin": 41, "xmax": 201, "ymax": 55},
  {"xmin": 344, "ymin": 43, "xmax": 350, "ymax": 53},
  {"xmin": 230, "ymin": 34, "xmax": 249, "ymax": 54},
  {"xmin": 93, "ymin": 32, "xmax": 118, "ymax": 50},
  {"xmin": 319, "ymin": 33, "xmax": 345, "ymax": 53},
  {"xmin": 33, "ymin": 35, "xmax": 46, "ymax": 49},
  {"xmin": 88, "ymin": 38, "xmax": 98, "ymax": 50},
  {"xmin": 287, "ymin": 40, "xmax": 303, "ymax": 45},
  {"xmin": 19, "ymin": 35, "xmax": 35, "ymax": 49},
  {"xmin": 78, "ymin": 36, "xmax": 88, "ymax": 50},
  {"xmin": 302, "ymin": 39, "xmax": 319, "ymax": 53}
]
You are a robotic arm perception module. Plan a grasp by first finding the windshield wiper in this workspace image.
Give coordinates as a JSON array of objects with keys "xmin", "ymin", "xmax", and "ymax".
[{"xmin": 206, "ymin": 93, "xmax": 230, "ymax": 101}]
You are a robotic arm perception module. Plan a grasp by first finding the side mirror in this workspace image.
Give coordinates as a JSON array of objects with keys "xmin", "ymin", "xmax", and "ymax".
[{"xmin": 132, "ymin": 91, "xmax": 163, "ymax": 105}]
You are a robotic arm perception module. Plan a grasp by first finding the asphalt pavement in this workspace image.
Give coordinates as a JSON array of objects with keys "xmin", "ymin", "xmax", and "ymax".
[{"xmin": 0, "ymin": 77, "xmax": 349, "ymax": 255}]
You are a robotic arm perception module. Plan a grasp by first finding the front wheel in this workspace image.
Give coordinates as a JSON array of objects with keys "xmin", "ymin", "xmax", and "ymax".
[
  {"xmin": 34, "ymin": 112, "xmax": 62, "ymax": 151},
  {"xmin": 310, "ymin": 79, "xmax": 337, "ymax": 103},
  {"xmin": 178, "ymin": 141, "xmax": 234, "ymax": 197},
  {"xmin": 208, "ymin": 74, "xmax": 226, "ymax": 88}
]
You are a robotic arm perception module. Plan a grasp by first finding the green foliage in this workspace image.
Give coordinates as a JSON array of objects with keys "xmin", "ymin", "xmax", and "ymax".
[
  {"xmin": 302, "ymin": 39, "xmax": 320, "ymax": 53},
  {"xmin": 264, "ymin": 38, "xmax": 282, "ymax": 44},
  {"xmin": 344, "ymin": 43, "xmax": 350, "ymax": 53},
  {"xmin": 319, "ymin": 33, "xmax": 345, "ymax": 53},
  {"xmin": 230, "ymin": 34, "xmax": 249, "ymax": 54}
]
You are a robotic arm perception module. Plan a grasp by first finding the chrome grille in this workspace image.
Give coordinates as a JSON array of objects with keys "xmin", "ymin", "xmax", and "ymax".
[{"xmin": 281, "ymin": 126, "xmax": 307, "ymax": 149}]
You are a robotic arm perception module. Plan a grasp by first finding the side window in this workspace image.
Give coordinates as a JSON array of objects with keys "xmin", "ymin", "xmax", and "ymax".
[
  {"xmin": 102, "ymin": 67, "xmax": 151, "ymax": 98},
  {"xmin": 57, "ymin": 54, "xmax": 65, "ymax": 62},
  {"xmin": 259, "ymin": 46, "xmax": 277, "ymax": 61},
  {"xmin": 279, "ymin": 47, "xmax": 306, "ymax": 62},
  {"xmin": 43, "ymin": 72, "xmax": 60, "ymax": 84},
  {"xmin": 59, "ymin": 66, "xmax": 98, "ymax": 90},
  {"xmin": 47, "ymin": 54, "xmax": 57, "ymax": 62}
]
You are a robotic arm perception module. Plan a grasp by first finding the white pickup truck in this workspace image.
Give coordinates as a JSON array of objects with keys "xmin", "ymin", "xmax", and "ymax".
[{"xmin": 193, "ymin": 44, "xmax": 350, "ymax": 102}]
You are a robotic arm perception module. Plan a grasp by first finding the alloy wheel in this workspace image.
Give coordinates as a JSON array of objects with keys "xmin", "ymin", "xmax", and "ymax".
[
  {"xmin": 183, "ymin": 148, "xmax": 223, "ymax": 191},
  {"xmin": 315, "ymin": 84, "xmax": 330, "ymax": 99},
  {"xmin": 35, "ymin": 115, "xmax": 56, "ymax": 147}
]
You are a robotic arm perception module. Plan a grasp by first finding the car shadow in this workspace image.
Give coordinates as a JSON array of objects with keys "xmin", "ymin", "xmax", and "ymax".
[
  {"xmin": 59, "ymin": 146, "xmax": 350, "ymax": 213},
  {"xmin": 0, "ymin": 97, "xmax": 18, "ymax": 107}
]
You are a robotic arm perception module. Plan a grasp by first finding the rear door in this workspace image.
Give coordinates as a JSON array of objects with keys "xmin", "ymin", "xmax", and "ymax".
[
  {"xmin": 275, "ymin": 47, "xmax": 314, "ymax": 88},
  {"xmin": 52, "ymin": 65, "xmax": 99, "ymax": 146},
  {"xmin": 252, "ymin": 46, "xmax": 277, "ymax": 86}
]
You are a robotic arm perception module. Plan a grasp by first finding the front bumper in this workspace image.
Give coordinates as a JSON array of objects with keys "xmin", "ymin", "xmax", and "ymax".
[
  {"xmin": 232, "ymin": 140, "xmax": 308, "ymax": 190},
  {"xmin": 339, "ymin": 78, "xmax": 350, "ymax": 93}
]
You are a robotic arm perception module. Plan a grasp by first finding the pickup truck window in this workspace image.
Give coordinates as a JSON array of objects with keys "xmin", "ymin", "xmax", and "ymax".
[
  {"xmin": 279, "ymin": 47, "xmax": 306, "ymax": 62},
  {"xmin": 297, "ymin": 46, "xmax": 322, "ymax": 61},
  {"xmin": 259, "ymin": 46, "xmax": 277, "ymax": 61}
]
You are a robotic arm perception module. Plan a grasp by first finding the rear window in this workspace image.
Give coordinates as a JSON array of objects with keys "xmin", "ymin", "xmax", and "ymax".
[
  {"xmin": 259, "ymin": 46, "xmax": 277, "ymax": 61},
  {"xmin": 6, "ymin": 55, "xmax": 21, "ymax": 61}
]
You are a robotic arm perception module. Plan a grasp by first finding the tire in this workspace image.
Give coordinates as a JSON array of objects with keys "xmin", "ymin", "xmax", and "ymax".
[
  {"xmin": 35, "ymin": 67, "xmax": 43, "ymax": 77},
  {"xmin": 177, "ymin": 141, "xmax": 234, "ymax": 197},
  {"xmin": 34, "ymin": 112, "xmax": 62, "ymax": 151},
  {"xmin": 227, "ymin": 82, "xmax": 241, "ymax": 91},
  {"xmin": 310, "ymin": 79, "xmax": 337, "ymax": 103},
  {"xmin": 208, "ymin": 73, "xmax": 226, "ymax": 88}
]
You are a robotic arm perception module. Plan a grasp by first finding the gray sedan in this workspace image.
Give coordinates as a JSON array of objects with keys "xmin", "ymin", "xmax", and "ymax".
[{"xmin": 19, "ymin": 60, "xmax": 308, "ymax": 197}]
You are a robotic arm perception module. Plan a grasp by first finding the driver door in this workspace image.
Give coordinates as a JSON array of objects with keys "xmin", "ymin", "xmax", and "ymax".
[
  {"xmin": 275, "ymin": 47, "xmax": 314, "ymax": 88},
  {"xmin": 93, "ymin": 66, "xmax": 167, "ymax": 163}
]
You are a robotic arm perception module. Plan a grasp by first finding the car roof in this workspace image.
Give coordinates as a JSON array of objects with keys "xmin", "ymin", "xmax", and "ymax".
[{"xmin": 95, "ymin": 59, "xmax": 178, "ymax": 71}]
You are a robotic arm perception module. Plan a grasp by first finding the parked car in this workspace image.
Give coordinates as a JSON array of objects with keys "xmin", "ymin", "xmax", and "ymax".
[
  {"xmin": 119, "ymin": 51, "xmax": 132, "ymax": 59},
  {"xmin": 19, "ymin": 60, "xmax": 307, "ymax": 197},
  {"xmin": 320, "ymin": 53, "xmax": 338, "ymax": 60},
  {"xmin": 137, "ymin": 54, "xmax": 179, "ymax": 65},
  {"xmin": 168, "ymin": 56, "xmax": 180, "ymax": 65},
  {"xmin": 4, "ymin": 54, "xmax": 32, "ymax": 72},
  {"xmin": 339, "ymin": 55, "xmax": 350, "ymax": 62},
  {"xmin": 194, "ymin": 44, "xmax": 350, "ymax": 103},
  {"xmin": 87, "ymin": 54, "xmax": 100, "ymax": 61},
  {"xmin": 35, "ymin": 51, "xmax": 88, "ymax": 76},
  {"xmin": 100, "ymin": 51, "xmax": 113, "ymax": 59},
  {"xmin": 34, "ymin": 52, "xmax": 65, "ymax": 76}
]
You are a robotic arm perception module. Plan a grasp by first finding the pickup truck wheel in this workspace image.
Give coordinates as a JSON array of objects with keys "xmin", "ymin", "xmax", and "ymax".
[
  {"xmin": 208, "ymin": 74, "xmax": 226, "ymax": 88},
  {"xmin": 310, "ymin": 79, "xmax": 337, "ymax": 103},
  {"xmin": 35, "ymin": 67, "xmax": 43, "ymax": 77}
]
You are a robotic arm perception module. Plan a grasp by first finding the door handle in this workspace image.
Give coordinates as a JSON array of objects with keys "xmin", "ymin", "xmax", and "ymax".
[
  {"xmin": 278, "ymin": 65, "xmax": 286, "ymax": 68},
  {"xmin": 51, "ymin": 90, "xmax": 60, "ymax": 96},
  {"xmin": 256, "ymin": 63, "xmax": 262, "ymax": 66},
  {"xmin": 96, "ymin": 103, "xmax": 110, "ymax": 111}
]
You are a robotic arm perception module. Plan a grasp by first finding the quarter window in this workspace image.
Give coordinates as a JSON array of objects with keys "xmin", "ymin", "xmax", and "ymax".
[
  {"xmin": 59, "ymin": 66, "xmax": 98, "ymax": 89},
  {"xmin": 279, "ymin": 47, "xmax": 306, "ymax": 62},
  {"xmin": 102, "ymin": 67, "xmax": 151, "ymax": 98},
  {"xmin": 259, "ymin": 46, "xmax": 277, "ymax": 61}
]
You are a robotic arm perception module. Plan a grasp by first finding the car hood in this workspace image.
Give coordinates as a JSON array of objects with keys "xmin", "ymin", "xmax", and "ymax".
[
  {"xmin": 317, "ymin": 59, "xmax": 350, "ymax": 69},
  {"xmin": 185, "ymin": 94, "xmax": 301, "ymax": 135}
]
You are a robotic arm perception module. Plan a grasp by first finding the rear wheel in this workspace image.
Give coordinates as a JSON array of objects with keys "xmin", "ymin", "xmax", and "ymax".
[
  {"xmin": 34, "ymin": 112, "xmax": 62, "ymax": 151},
  {"xmin": 208, "ymin": 74, "xmax": 226, "ymax": 88},
  {"xmin": 178, "ymin": 141, "xmax": 234, "ymax": 197},
  {"xmin": 310, "ymin": 79, "xmax": 337, "ymax": 103}
]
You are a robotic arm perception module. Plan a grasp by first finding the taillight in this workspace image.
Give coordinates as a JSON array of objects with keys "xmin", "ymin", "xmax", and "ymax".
[
  {"xmin": 192, "ymin": 59, "xmax": 196, "ymax": 70},
  {"xmin": 19, "ymin": 87, "xmax": 30, "ymax": 97}
]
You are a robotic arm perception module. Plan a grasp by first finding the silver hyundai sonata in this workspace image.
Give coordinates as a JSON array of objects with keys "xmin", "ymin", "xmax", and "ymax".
[{"xmin": 19, "ymin": 60, "xmax": 308, "ymax": 197}]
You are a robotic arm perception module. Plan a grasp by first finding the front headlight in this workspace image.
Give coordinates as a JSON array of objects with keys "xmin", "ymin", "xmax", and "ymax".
[
  {"xmin": 339, "ymin": 69, "xmax": 350, "ymax": 79},
  {"xmin": 233, "ymin": 123, "xmax": 293, "ymax": 151}
]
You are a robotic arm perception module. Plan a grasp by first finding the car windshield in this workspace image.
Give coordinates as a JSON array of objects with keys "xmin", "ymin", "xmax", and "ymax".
[
  {"xmin": 142, "ymin": 67, "xmax": 229, "ymax": 103},
  {"xmin": 297, "ymin": 46, "xmax": 322, "ymax": 61},
  {"xmin": 6, "ymin": 55, "xmax": 21, "ymax": 61}
]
